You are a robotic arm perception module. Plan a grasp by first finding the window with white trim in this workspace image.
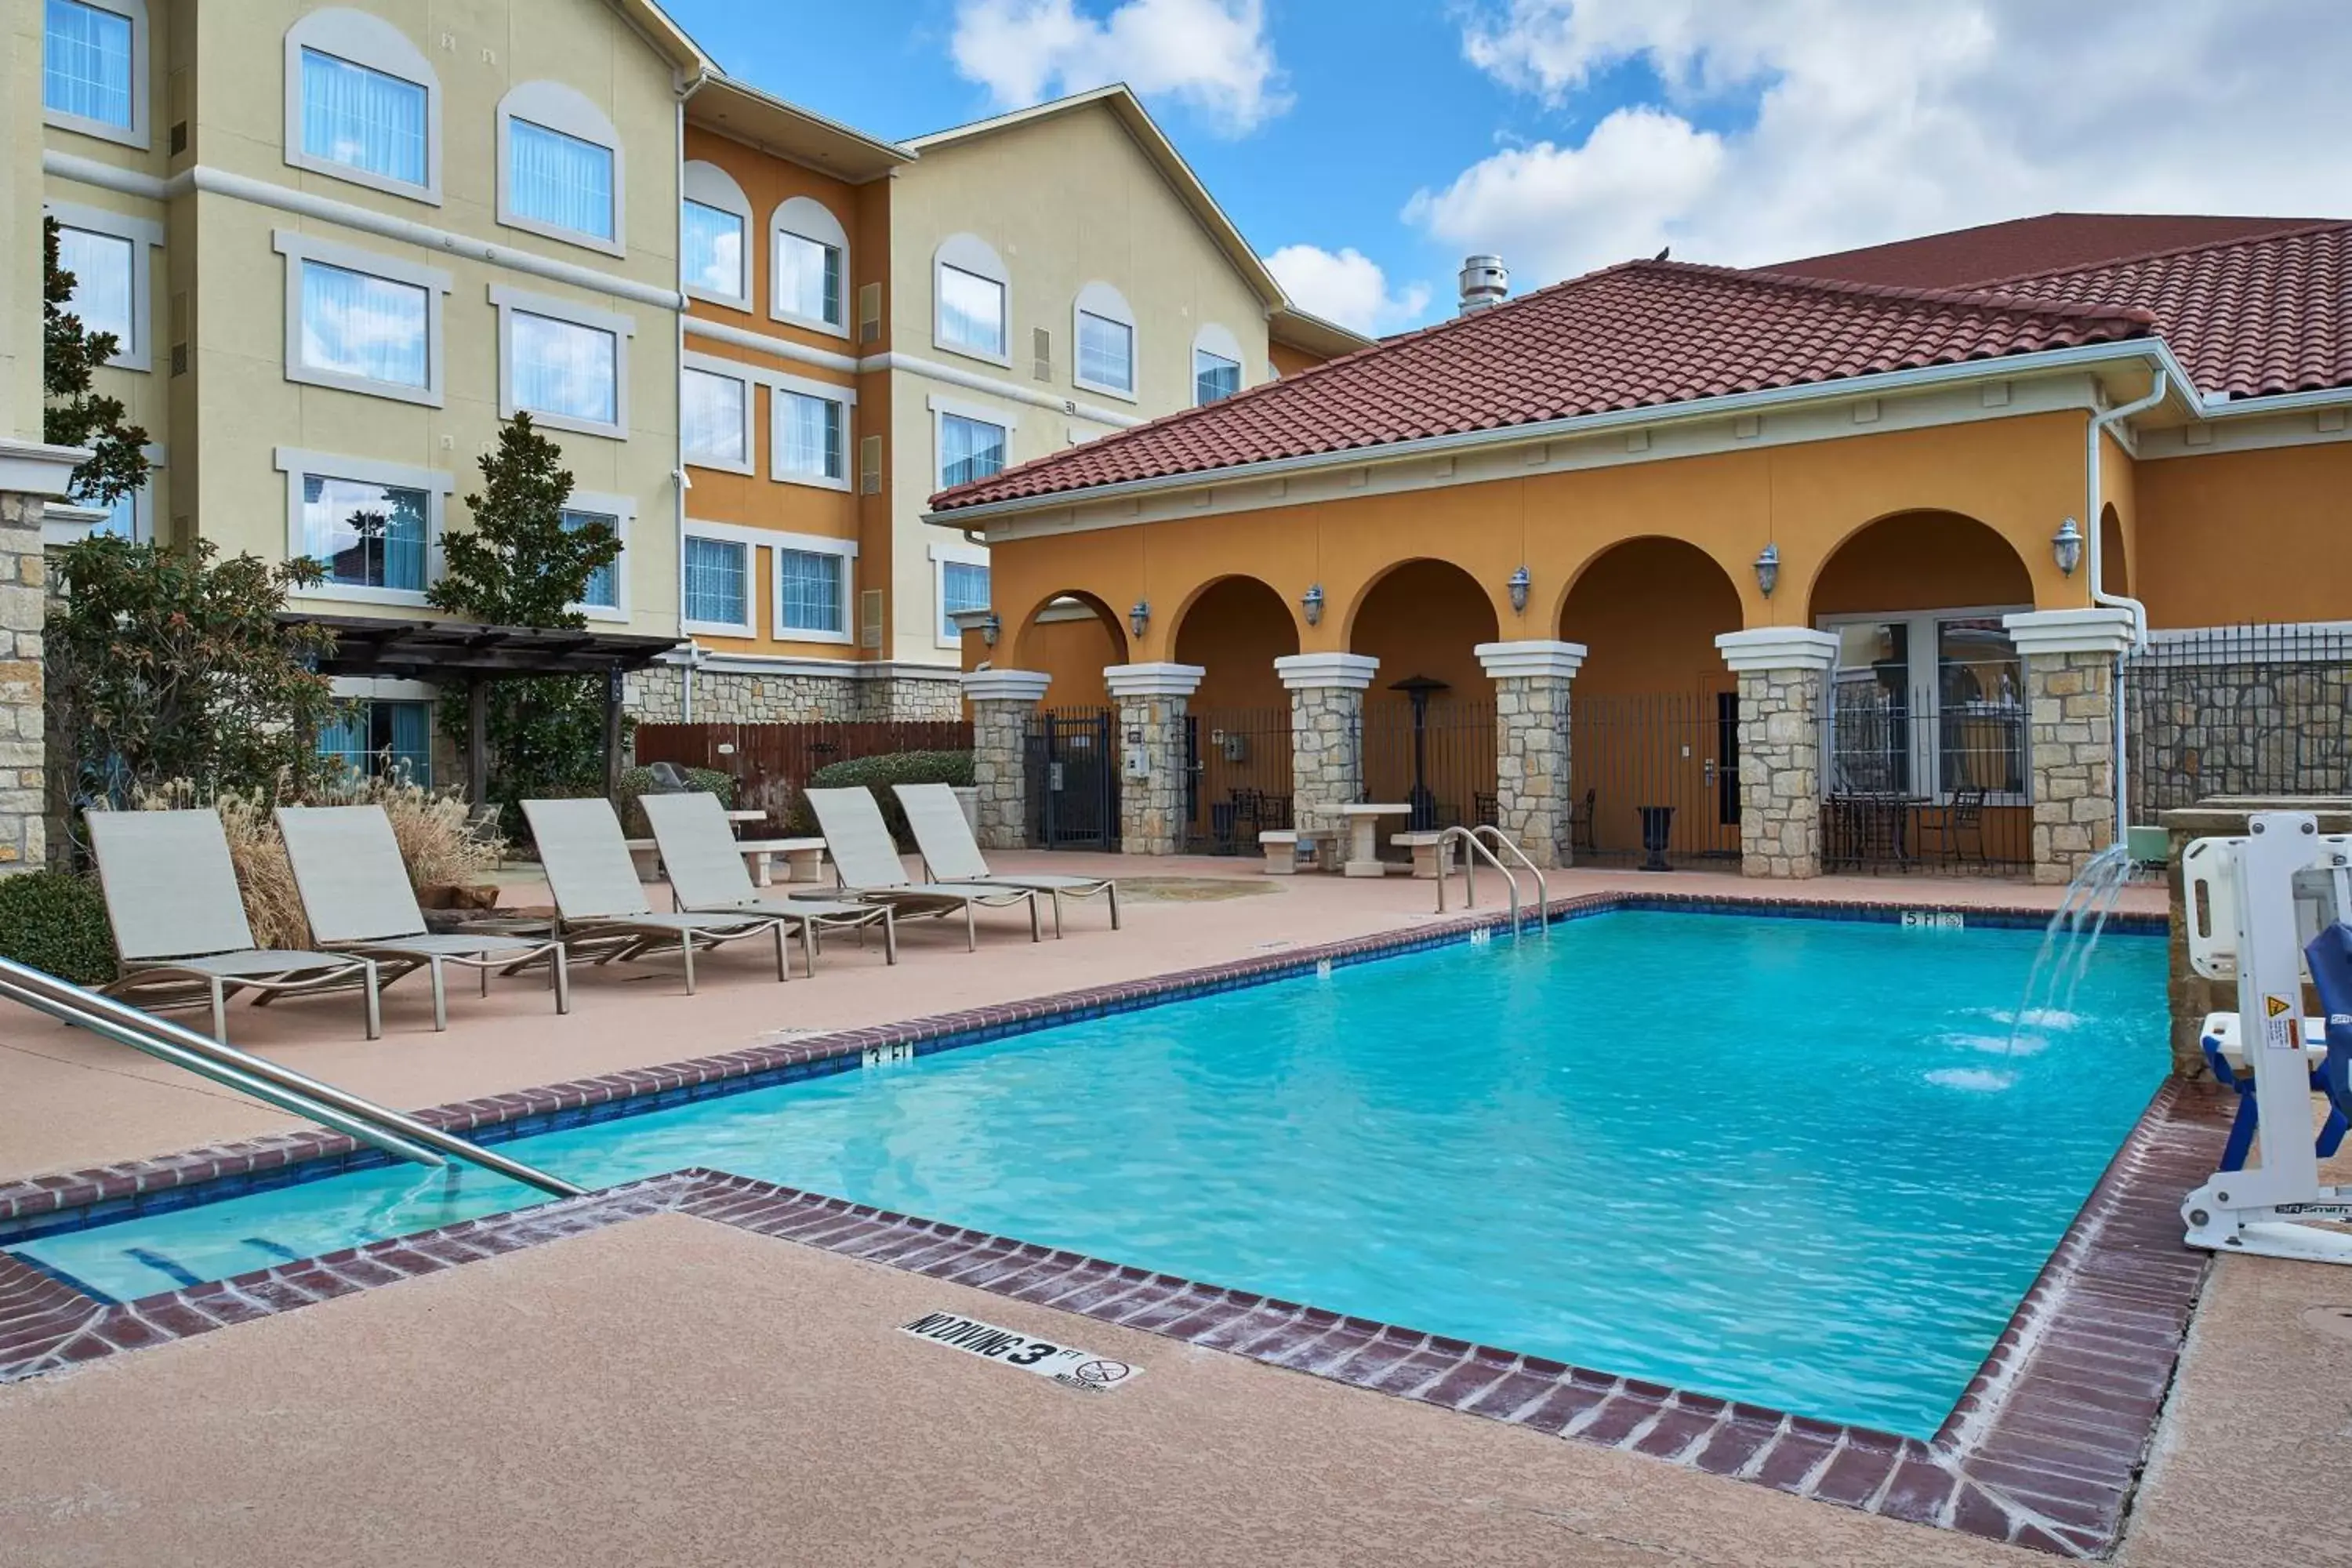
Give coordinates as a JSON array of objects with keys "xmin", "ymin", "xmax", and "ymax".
[
  {"xmin": 934, "ymin": 234, "xmax": 1009, "ymax": 364},
  {"xmin": 43, "ymin": 0, "xmax": 146, "ymax": 148},
  {"xmin": 681, "ymin": 533, "xmax": 751, "ymax": 633},
  {"xmin": 490, "ymin": 285, "xmax": 632, "ymax": 438},
  {"xmin": 771, "ymin": 197, "xmax": 847, "ymax": 333},
  {"xmin": 275, "ymin": 448, "xmax": 449, "ymax": 604},
  {"xmin": 1072, "ymin": 282, "xmax": 1134, "ymax": 399},
  {"xmin": 54, "ymin": 225, "xmax": 132, "ymax": 350},
  {"xmin": 1822, "ymin": 610, "xmax": 2029, "ymax": 802},
  {"xmin": 560, "ymin": 494, "xmax": 630, "ymax": 621},
  {"xmin": 1193, "ymin": 322, "xmax": 1245, "ymax": 406},
  {"xmin": 681, "ymin": 160, "xmax": 750, "ymax": 308},
  {"xmin": 938, "ymin": 557, "xmax": 989, "ymax": 645},
  {"xmin": 775, "ymin": 389, "xmax": 845, "ymax": 485},
  {"xmin": 776, "ymin": 548, "xmax": 846, "ymax": 637},
  {"xmin": 496, "ymin": 82, "xmax": 622, "ymax": 252},
  {"xmin": 284, "ymin": 9, "xmax": 440, "ymax": 201},
  {"xmin": 681, "ymin": 366, "xmax": 750, "ymax": 470},
  {"xmin": 319, "ymin": 699, "xmax": 433, "ymax": 786},
  {"xmin": 276, "ymin": 231, "xmax": 448, "ymax": 406},
  {"xmin": 938, "ymin": 412, "xmax": 1007, "ymax": 490}
]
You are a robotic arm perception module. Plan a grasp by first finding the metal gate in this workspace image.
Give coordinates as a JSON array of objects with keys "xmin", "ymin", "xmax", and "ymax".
[
  {"xmin": 1026, "ymin": 706, "xmax": 1120, "ymax": 850},
  {"xmin": 1568, "ymin": 691, "xmax": 1741, "ymax": 868},
  {"xmin": 1183, "ymin": 707, "xmax": 1294, "ymax": 853},
  {"xmin": 1359, "ymin": 698, "xmax": 1497, "ymax": 835}
]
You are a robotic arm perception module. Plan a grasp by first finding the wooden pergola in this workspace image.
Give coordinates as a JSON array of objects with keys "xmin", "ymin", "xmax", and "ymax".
[{"xmin": 289, "ymin": 615, "xmax": 684, "ymax": 803}]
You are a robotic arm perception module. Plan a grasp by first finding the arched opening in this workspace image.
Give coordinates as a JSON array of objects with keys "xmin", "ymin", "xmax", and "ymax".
[
  {"xmin": 1011, "ymin": 590, "xmax": 1125, "ymax": 713},
  {"xmin": 1174, "ymin": 576, "xmax": 1299, "ymax": 852},
  {"xmin": 2100, "ymin": 503, "xmax": 2129, "ymax": 597},
  {"xmin": 1559, "ymin": 538, "xmax": 1745, "ymax": 865},
  {"xmin": 1349, "ymin": 560, "xmax": 1499, "ymax": 833}
]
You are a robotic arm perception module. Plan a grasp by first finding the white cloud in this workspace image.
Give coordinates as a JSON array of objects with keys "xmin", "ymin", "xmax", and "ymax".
[
  {"xmin": 1418, "ymin": 0, "xmax": 2352, "ymax": 285},
  {"xmin": 950, "ymin": 0, "xmax": 1290, "ymax": 136},
  {"xmin": 1263, "ymin": 245, "xmax": 1432, "ymax": 336}
]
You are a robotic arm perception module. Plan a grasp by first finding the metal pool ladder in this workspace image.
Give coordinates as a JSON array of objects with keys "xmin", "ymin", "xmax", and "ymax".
[
  {"xmin": 1432, "ymin": 826, "xmax": 1549, "ymax": 938},
  {"xmin": 0, "ymin": 956, "xmax": 583, "ymax": 1199}
]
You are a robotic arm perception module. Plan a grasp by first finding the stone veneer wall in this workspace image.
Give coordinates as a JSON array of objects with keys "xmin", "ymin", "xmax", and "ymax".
[
  {"xmin": 1734, "ymin": 666, "xmax": 1827, "ymax": 879},
  {"xmin": 2125, "ymin": 648, "xmax": 2352, "ymax": 819},
  {"xmin": 624, "ymin": 666, "xmax": 964, "ymax": 725},
  {"xmin": 0, "ymin": 497, "xmax": 42, "ymax": 873},
  {"xmin": 1290, "ymin": 684, "xmax": 1366, "ymax": 829},
  {"xmin": 2026, "ymin": 650, "xmax": 2119, "ymax": 885},
  {"xmin": 968, "ymin": 699, "xmax": 1035, "ymax": 850},
  {"xmin": 1116, "ymin": 693, "xmax": 1189, "ymax": 855},
  {"xmin": 1491, "ymin": 673, "xmax": 1573, "ymax": 867}
]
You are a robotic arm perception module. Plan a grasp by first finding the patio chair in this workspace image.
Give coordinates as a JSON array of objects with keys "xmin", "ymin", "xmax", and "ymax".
[
  {"xmin": 638, "ymin": 790, "xmax": 897, "ymax": 969},
  {"xmin": 800, "ymin": 786, "xmax": 1044, "ymax": 950},
  {"xmin": 1915, "ymin": 786, "xmax": 1989, "ymax": 867},
  {"xmin": 519, "ymin": 797, "xmax": 793, "ymax": 993},
  {"xmin": 85, "ymin": 808, "xmax": 383, "ymax": 1044},
  {"xmin": 895, "ymin": 782, "xmax": 1120, "ymax": 936},
  {"xmin": 277, "ymin": 805, "xmax": 570, "ymax": 1030}
]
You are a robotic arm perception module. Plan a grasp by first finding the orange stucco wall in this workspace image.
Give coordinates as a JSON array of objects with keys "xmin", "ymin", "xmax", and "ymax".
[
  {"xmin": 2133, "ymin": 441, "xmax": 2352, "ymax": 627},
  {"xmin": 1807, "ymin": 510, "xmax": 2036, "ymax": 619},
  {"xmin": 1174, "ymin": 576, "xmax": 1297, "ymax": 712},
  {"xmin": 1268, "ymin": 339, "xmax": 1331, "ymax": 379},
  {"xmin": 1023, "ymin": 601, "xmax": 1125, "ymax": 711}
]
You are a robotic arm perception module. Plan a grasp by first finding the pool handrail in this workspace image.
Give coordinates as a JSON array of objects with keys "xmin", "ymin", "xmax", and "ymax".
[
  {"xmin": 0, "ymin": 956, "xmax": 583, "ymax": 1200},
  {"xmin": 1470, "ymin": 825, "xmax": 1549, "ymax": 937},
  {"xmin": 1434, "ymin": 826, "xmax": 1524, "ymax": 937}
]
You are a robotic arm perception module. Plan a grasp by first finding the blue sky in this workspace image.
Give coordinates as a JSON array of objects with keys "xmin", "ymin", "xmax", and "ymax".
[{"xmin": 666, "ymin": 1, "xmax": 2347, "ymax": 336}]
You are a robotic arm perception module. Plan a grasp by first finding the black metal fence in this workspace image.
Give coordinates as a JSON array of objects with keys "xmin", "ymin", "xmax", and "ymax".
[
  {"xmin": 1824, "ymin": 680, "xmax": 2030, "ymax": 873},
  {"xmin": 1025, "ymin": 706, "xmax": 1120, "ymax": 850},
  {"xmin": 1184, "ymin": 707, "xmax": 1294, "ymax": 853},
  {"xmin": 1569, "ymin": 691, "xmax": 1740, "ymax": 868},
  {"xmin": 1359, "ymin": 698, "xmax": 1496, "ymax": 839},
  {"xmin": 2126, "ymin": 622, "xmax": 2352, "ymax": 818}
]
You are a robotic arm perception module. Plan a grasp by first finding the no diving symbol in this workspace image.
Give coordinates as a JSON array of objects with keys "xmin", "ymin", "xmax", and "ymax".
[{"xmin": 1072, "ymin": 1359, "xmax": 1131, "ymax": 1385}]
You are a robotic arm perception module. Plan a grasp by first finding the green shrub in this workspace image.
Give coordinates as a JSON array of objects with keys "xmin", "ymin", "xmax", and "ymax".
[
  {"xmin": 787, "ymin": 750, "xmax": 975, "ymax": 845},
  {"xmin": 613, "ymin": 764, "xmax": 737, "ymax": 837},
  {"xmin": 0, "ymin": 871, "xmax": 117, "ymax": 985}
]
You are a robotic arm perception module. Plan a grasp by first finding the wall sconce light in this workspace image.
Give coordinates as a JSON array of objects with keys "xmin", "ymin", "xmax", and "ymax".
[
  {"xmin": 1129, "ymin": 599, "xmax": 1151, "ymax": 639},
  {"xmin": 1508, "ymin": 565, "xmax": 1531, "ymax": 615},
  {"xmin": 1301, "ymin": 583, "xmax": 1324, "ymax": 627},
  {"xmin": 980, "ymin": 612, "xmax": 1000, "ymax": 648},
  {"xmin": 2052, "ymin": 517, "xmax": 2084, "ymax": 577},
  {"xmin": 1753, "ymin": 542, "xmax": 1780, "ymax": 598}
]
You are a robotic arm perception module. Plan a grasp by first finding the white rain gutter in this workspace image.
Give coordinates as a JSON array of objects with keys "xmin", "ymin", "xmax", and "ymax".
[{"xmin": 2087, "ymin": 368, "xmax": 2170, "ymax": 837}]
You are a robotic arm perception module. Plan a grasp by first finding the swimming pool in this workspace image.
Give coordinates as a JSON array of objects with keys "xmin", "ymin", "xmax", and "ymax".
[{"xmin": 11, "ymin": 908, "xmax": 2168, "ymax": 1438}]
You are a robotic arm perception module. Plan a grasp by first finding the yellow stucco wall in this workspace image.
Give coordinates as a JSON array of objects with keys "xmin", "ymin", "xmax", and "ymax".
[{"xmin": 2134, "ymin": 441, "xmax": 2352, "ymax": 627}]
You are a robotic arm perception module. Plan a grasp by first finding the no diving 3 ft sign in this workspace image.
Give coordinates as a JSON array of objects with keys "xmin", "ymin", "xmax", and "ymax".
[{"xmin": 898, "ymin": 1311, "xmax": 1142, "ymax": 1394}]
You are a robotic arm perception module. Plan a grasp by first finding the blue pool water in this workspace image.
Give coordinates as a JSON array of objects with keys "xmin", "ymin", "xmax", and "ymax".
[{"xmin": 13, "ymin": 910, "xmax": 2168, "ymax": 1437}]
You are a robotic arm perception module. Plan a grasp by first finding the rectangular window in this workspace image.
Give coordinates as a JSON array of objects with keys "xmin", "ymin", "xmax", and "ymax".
[
  {"xmin": 683, "ymin": 199, "xmax": 745, "ymax": 299},
  {"xmin": 680, "ymin": 367, "xmax": 747, "ymax": 467},
  {"xmin": 682, "ymin": 535, "xmax": 749, "ymax": 630},
  {"xmin": 775, "ymin": 231, "xmax": 841, "ymax": 326},
  {"xmin": 1936, "ymin": 616, "xmax": 2026, "ymax": 797},
  {"xmin": 938, "ymin": 264, "xmax": 1005, "ymax": 358},
  {"xmin": 1828, "ymin": 613, "xmax": 2025, "ymax": 800},
  {"xmin": 778, "ymin": 390, "xmax": 844, "ymax": 482},
  {"xmin": 777, "ymin": 548, "xmax": 845, "ymax": 637},
  {"xmin": 299, "ymin": 259, "xmax": 428, "ymax": 389},
  {"xmin": 55, "ymin": 224, "xmax": 133, "ymax": 350},
  {"xmin": 318, "ymin": 699, "xmax": 433, "ymax": 786},
  {"xmin": 939, "ymin": 412, "xmax": 1006, "ymax": 489},
  {"xmin": 561, "ymin": 508, "xmax": 621, "ymax": 611},
  {"xmin": 512, "ymin": 310, "xmax": 616, "ymax": 426},
  {"xmin": 299, "ymin": 46, "xmax": 427, "ymax": 187},
  {"xmin": 1195, "ymin": 348, "xmax": 1241, "ymax": 406},
  {"xmin": 940, "ymin": 559, "xmax": 990, "ymax": 642},
  {"xmin": 303, "ymin": 473, "xmax": 429, "ymax": 592},
  {"xmin": 1076, "ymin": 311, "xmax": 1133, "ymax": 394},
  {"xmin": 44, "ymin": 0, "xmax": 132, "ymax": 129},
  {"xmin": 508, "ymin": 118, "xmax": 614, "ymax": 241}
]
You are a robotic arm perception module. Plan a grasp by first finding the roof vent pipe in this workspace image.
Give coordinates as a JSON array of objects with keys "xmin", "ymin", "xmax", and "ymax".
[{"xmin": 1458, "ymin": 255, "xmax": 1508, "ymax": 316}]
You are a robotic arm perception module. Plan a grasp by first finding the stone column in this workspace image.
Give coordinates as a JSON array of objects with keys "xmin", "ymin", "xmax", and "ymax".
[
  {"xmin": 2005, "ymin": 608, "xmax": 2135, "ymax": 886},
  {"xmin": 962, "ymin": 669, "xmax": 1051, "ymax": 851},
  {"xmin": 1716, "ymin": 629, "xmax": 1839, "ymax": 879},
  {"xmin": 1474, "ymin": 639, "xmax": 1586, "ymax": 867},
  {"xmin": 1274, "ymin": 652, "xmax": 1377, "ymax": 867},
  {"xmin": 1103, "ymin": 662, "xmax": 1206, "ymax": 856},
  {"xmin": 0, "ymin": 442, "xmax": 89, "ymax": 877}
]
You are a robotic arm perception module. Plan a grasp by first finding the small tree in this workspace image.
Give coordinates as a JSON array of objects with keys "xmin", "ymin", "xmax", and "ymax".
[
  {"xmin": 427, "ymin": 415, "xmax": 622, "ymax": 823},
  {"xmin": 44, "ymin": 216, "xmax": 148, "ymax": 506}
]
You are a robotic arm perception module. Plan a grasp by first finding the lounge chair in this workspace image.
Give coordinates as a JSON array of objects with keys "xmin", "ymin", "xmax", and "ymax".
[
  {"xmin": 893, "ymin": 782, "xmax": 1120, "ymax": 936},
  {"xmin": 519, "ymin": 797, "xmax": 793, "ymax": 992},
  {"xmin": 639, "ymin": 791, "xmax": 898, "ymax": 967},
  {"xmin": 800, "ymin": 786, "xmax": 1043, "ymax": 950},
  {"xmin": 85, "ymin": 808, "xmax": 383, "ymax": 1044},
  {"xmin": 277, "ymin": 805, "xmax": 570, "ymax": 1030}
]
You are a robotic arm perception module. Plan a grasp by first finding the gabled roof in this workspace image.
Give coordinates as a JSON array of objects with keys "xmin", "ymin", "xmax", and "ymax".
[
  {"xmin": 930, "ymin": 259, "xmax": 2156, "ymax": 512},
  {"xmin": 1269, "ymin": 303, "xmax": 1370, "ymax": 361},
  {"xmin": 686, "ymin": 73, "xmax": 916, "ymax": 183},
  {"xmin": 607, "ymin": 0, "xmax": 711, "ymax": 73},
  {"xmin": 1769, "ymin": 213, "xmax": 2332, "ymax": 291}
]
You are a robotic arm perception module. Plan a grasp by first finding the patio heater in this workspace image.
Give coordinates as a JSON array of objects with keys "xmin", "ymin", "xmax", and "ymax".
[{"xmin": 1388, "ymin": 674, "xmax": 1450, "ymax": 830}]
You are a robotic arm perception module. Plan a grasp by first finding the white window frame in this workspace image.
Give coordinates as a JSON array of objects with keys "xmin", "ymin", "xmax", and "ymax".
[
  {"xmin": 679, "ymin": 518, "xmax": 764, "ymax": 637},
  {"xmin": 45, "ymin": 200, "xmax": 159, "ymax": 372},
  {"xmin": 273, "ymin": 445, "xmax": 453, "ymax": 608},
  {"xmin": 1815, "ymin": 601, "xmax": 2034, "ymax": 806},
  {"xmin": 495, "ymin": 80, "xmax": 625, "ymax": 256},
  {"xmin": 769, "ymin": 196, "xmax": 849, "ymax": 338},
  {"xmin": 928, "ymin": 392, "xmax": 1017, "ymax": 492},
  {"xmin": 929, "ymin": 539, "xmax": 990, "ymax": 651},
  {"xmin": 1071, "ymin": 281, "xmax": 1137, "ymax": 403},
  {"xmin": 679, "ymin": 353, "xmax": 756, "ymax": 475},
  {"xmin": 43, "ymin": 0, "xmax": 149, "ymax": 150},
  {"xmin": 681, "ymin": 159, "xmax": 751, "ymax": 310},
  {"xmin": 489, "ymin": 283, "xmax": 633, "ymax": 439},
  {"xmin": 769, "ymin": 528, "xmax": 858, "ymax": 646},
  {"xmin": 274, "ymin": 230, "xmax": 448, "ymax": 407},
  {"xmin": 560, "ymin": 489, "xmax": 633, "ymax": 625},
  {"xmin": 282, "ymin": 8, "xmax": 441, "ymax": 204},
  {"xmin": 768, "ymin": 368, "xmax": 855, "ymax": 492},
  {"xmin": 1193, "ymin": 322, "xmax": 1246, "ymax": 407},
  {"xmin": 932, "ymin": 233, "xmax": 1010, "ymax": 368}
]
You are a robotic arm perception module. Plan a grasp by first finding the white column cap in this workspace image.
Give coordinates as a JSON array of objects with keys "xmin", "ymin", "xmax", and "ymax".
[
  {"xmin": 1272, "ymin": 652, "xmax": 1380, "ymax": 691},
  {"xmin": 0, "ymin": 437, "xmax": 95, "ymax": 499},
  {"xmin": 2002, "ymin": 607, "xmax": 2136, "ymax": 656},
  {"xmin": 961, "ymin": 668, "xmax": 1052, "ymax": 703},
  {"xmin": 1102, "ymin": 661, "xmax": 1207, "ymax": 699},
  {"xmin": 1715, "ymin": 627, "xmax": 1839, "ymax": 673},
  {"xmin": 1475, "ymin": 639, "xmax": 1588, "ymax": 680}
]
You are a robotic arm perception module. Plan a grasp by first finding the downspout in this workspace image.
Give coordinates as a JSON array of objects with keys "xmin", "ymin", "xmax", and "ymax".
[{"xmin": 2085, "ymin": 367, "xmax": 2168, "ymax": 836}]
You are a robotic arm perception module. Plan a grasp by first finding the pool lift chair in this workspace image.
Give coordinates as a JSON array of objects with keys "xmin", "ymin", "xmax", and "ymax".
[{"xmin": 2178, "ymin": 812, "xmax": 2352, "ymax": 1265}]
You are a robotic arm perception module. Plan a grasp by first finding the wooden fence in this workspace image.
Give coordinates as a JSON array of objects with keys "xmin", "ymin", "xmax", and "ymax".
[{"xmin": 633, "ymin": 720, "xmax": 971, "ymax": 821}]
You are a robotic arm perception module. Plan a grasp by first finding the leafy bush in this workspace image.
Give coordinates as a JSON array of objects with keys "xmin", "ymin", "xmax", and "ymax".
[
  {"xmin": 614, "ymin": 764, "xmax": 736, "ymax": 837},
  {"xmin": 0, "ymin": 871, "xmax": 117, "ymax": 985},
  {"xmin": 787, "ymin": 750, "xmax": 974, "ymax": 845}
]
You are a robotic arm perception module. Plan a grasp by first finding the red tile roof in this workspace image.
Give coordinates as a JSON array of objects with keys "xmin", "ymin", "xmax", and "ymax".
[{"xmin": 1767, "ymin": 212, "xmax": 2332, "ymax": 291}]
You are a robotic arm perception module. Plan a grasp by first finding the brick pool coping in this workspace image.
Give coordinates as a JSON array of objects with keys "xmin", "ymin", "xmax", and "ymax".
[{"xmin": 0, "ymin": 890, "xmax": 2205, "ymax": 1558}]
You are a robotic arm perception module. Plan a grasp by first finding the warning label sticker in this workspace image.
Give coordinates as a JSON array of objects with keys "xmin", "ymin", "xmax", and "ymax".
[
  {"xmin": 2266, "ymin": 993, "xmax": 2295, "ymax": 1019},
  {"xmin": 2263, "ymin": 993, "xmax": 2299, "ymax": 1051},
  {"xmin": 898, "ymin": 1311, "xmax": 1142, "ymax": 1393}
]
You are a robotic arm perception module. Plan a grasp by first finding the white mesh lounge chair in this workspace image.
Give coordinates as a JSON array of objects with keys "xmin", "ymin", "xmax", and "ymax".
[
  {"xmin": 520, "ymin": 797, "xmax": 792, "ymax": 993},
  {"xmin": 895, "ymin": 783, "xmax": 1120, "ymax": 937},
  {"xmin": 85, "ymin": 809, "xmax": 383, "ymax": 1044},
  {"xmin": 640, "ymin": 791, "xmax": 897, "ymax": 970},
  {"xmin": 800, "ymin": 786, "xmax": 1042, "ymax": 950},
  {"xmin": 278, "ymin": 805, "xmax": 570, "ymax": 1030}
]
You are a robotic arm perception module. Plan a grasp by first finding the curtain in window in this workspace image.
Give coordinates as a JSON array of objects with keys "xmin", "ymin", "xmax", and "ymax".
[
  {"xmin": 509, "ymin": 118, "xmax": 613, "ymax": 240},
  {"xmin": 940, "ymin": 560, "xmax": 990, "ymax": 641},
  {"xmin": 938, "ymin": 265, "xmax": 1005, "ymax": 357},
  {"xmin": 775, "ymin": 232, "xmax": 840, "ymax": 324},
  {"xmin": 301, "ymin": 260, "xmax": 427, "ymax": 387},
  {"xmin": 382, "ymin": 701, "xmax": 432, "ymax": 786},
  {"xmin": 300, "ymin": 48, "xmax": 427, "ymax": 186},
  {"xmin": 683, "ymin": 536, "xmax": 746, "ymax": 626},
  {"xmin": 317, "ymin": 705, "xmax": 369, "ymax": 779},
  {"xmin": 561, "ymin": 509, "xmax": 620, "ymax": 608},
  {"xmin": 683, "ymin": 200, "xmax": 744, "ymax": 297},
  {"xmin": 1077, "ymin": 312, "xmax": 1132, "ymax": 392},
  {"xmin": 779, "ymin": 391, "xmax": 842, "ymax": 479},
  {"xmin": 304, "ymin": 474, "xmax": 428, "ymax": 591},
  {"xmin": 513, "ymin": 311, "xmax": 616, "ymax": 424},
  {"xmin": 44, "ymin": 0, "xmax": 132, "ymax": 127},
  {"xmin": 778, "ymin": 550, "xmax": 844, "ymax": 635},
  {"xmin": 681, "ymin": 369, "xmax": 746, "ymax": 464},
  {"xmin": 940, "ymin": 414, "xmax": 1006, "ymax": 488},
  {"xmin": 55, "ymin": 226, "xmax": 132, "ymax": 348},
  {"xmin": 1195, "ymin": 350, "xmax": 1240, "ymax": 405}
]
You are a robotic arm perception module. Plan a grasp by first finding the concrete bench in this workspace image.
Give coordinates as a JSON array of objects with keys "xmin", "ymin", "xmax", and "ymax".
[
  {"xmin": 1391, "ymin": 831, "xmax": 1456, "ymax": 880},
  {"xmin": 1259, "ymin": 827, "xmax": 1342, "ymax": 875},
  {"xmin": 624, "ymin": 837, "xmax": 826, "ymax": 887}
]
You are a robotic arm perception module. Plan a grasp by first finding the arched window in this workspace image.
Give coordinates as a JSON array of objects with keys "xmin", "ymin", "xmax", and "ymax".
[
  {"xmin": 770, "ymin": 196, "xmax": 848, "ymax": 335},
  {"xmin": 681, "ymin": 160, "xmax": 751, "ymax": 309},
  {"xmin": 933, "ymin": 233, "xmax": 1009, "ymax": 365},
  {"xmin": 283, "ymin": 9, "xmax": 440, "ymax": 201},
  {"xmin": 1072, "ymin": 281, "xmax": 1135, "ymax": 401},
  {"xmin": 1192, "ymin": 322, "xmax": 1244, "ymax": 406},
  {"xmin": 496, "ymin": 81, "xmax": 624, "ymax": 253}
]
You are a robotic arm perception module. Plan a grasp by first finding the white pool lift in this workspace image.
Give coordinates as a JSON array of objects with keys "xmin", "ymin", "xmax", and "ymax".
[{"xmin": 2179, "ymin": 811, "xmax": 2352, "ymax": 1265}]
